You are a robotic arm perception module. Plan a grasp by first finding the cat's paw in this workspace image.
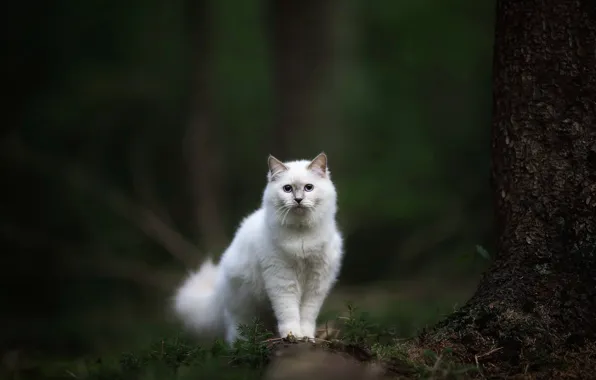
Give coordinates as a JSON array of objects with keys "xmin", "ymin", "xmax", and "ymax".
[
  {"xmin": 278, "ymin": 323, "xmax": 302, "ymax": 341},
  {"xmin": 285, "ymin": 332, "xmax": 299, "ymax": 343},
  {"xmin": 300, "ymin": 322, "xmax": 316, "ymax": 341},
  {"xmin": 301, "ymin": 336, "xmax": 316, "ymax": 343}
]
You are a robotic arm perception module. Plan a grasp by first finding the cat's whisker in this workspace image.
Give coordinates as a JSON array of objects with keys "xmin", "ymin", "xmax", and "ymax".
[
  {"xmin": 275, "ymin": 205, "xmax": 291, "ymax": 219},
  {"xmin": 281, "ymin": 207, "xmax": 292, "ymax": 225},
  {"xmin": 274, "ymin": 204, "xmax": 288, "ymax": 221}
]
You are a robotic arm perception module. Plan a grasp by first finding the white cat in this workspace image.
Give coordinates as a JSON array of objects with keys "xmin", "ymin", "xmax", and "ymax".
[{"xmin": 172, "ymin": 153, "xmax": 343, "ymax": 344}]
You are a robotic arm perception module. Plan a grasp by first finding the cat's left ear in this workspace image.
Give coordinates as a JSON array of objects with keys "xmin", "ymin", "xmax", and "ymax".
[
  {"xmin": 268, "ymin": 154, "xmax": 288, "ymax": 181},
  {"xmin": 307, "ymin": 152, "xmax": 328, "ymax": 177}
]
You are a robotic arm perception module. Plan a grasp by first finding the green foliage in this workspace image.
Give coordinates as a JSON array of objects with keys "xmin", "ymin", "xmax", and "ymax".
[
  {"xmin": 229, "ymin": 318, "xmax": 274, "ymax": 368},
  {"xmin": 417, "ymin": 348, "xmax": 478, "ymax": 379},
  {"xmin": 28, "ymin": 334, "xmax": 263, "ymax": 379},
  {"xmin": 8, "ymin": 304, "xmax": 489, "ymax": 379},
  {"xmin": 334, "ymin": 303, "xmax": 478, "ymax": 379},
  {"xmin": 340, "ymin": 303, "xmax": 381, "ymax": 345},
  {"xmin": 118, "ymin": 337, "xmax": 206, "ymax": 373}
]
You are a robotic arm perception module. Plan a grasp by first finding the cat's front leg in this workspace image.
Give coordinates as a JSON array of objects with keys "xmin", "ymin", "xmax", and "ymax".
[
  {"xmin": 262, "ymin": 261, "xmax": 302, "ymax": 338},
  {"xmin": 300, "ymin": 259, "xmax": 340, "ymax": 341}
]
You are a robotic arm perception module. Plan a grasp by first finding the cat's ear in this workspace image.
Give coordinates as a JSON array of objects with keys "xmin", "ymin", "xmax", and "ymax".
[
  {"xmin": 268, "ymin": 155, "xmax": 288, "ymax": 181},
  {"xmin": 307, "ymin": 152, "xmax": 328, "ymax": 177}
]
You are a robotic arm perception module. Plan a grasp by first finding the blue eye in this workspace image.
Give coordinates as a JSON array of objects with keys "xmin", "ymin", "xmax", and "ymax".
[
  {"xmin": 282, "ymin": 185, "xmax": 293, "ymax": 192},
  {"xmin": 304, "ymin": 184, "xmax": 314, "ymax": 191}
]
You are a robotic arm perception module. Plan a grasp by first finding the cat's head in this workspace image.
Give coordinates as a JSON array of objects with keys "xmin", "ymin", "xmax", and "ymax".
[{"xmin": 263, "ymin": 152, "xmax": 337, "ymax": 226}]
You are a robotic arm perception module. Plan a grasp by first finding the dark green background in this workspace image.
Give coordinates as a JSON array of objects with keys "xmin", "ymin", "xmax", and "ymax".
[{"xmin": 2, "ymin": 0, "xmax": 495, "ymax": 361}]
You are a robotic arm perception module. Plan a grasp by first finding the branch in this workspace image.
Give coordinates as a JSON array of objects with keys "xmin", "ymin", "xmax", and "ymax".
[
  {"xmin": 0, "ymin": 221, "xmax": 178, "ymax": 291},
  {"xmin": 67, "ymin": 254, "xmax": 179, "ymax": 292},
  {"xmin": 129, "ymin": 132, "xmax": 175, "ymax": 226},
  {"xmin": 2, "ymin": 137, "xmax": 200, "ymax": 269}
]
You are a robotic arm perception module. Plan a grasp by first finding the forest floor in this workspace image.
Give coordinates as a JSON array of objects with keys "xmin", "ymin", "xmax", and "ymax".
[
  {"xmin": 7, "ymin": 308, "xmax": 481, "ymax": 380},
  {"xmin": 2, "ymin": 279, "xmax": 494, "ymax": 379}
]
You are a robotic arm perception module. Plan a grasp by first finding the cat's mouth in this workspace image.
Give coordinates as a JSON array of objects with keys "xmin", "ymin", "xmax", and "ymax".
[{"xmin": 292, "ymin": 205, "xmax": 308, "ymax": 214}]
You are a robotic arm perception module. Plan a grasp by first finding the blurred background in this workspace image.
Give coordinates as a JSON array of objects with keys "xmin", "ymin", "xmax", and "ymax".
[{"xmin": 2, "ymin": 0, "xmax": 495, "ymax": 366}]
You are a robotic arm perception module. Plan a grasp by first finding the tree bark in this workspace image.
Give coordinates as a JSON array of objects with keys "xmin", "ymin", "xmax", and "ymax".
[{"xmin": 418, "ymin": 0, "xmax": 596, "ymax": 377}]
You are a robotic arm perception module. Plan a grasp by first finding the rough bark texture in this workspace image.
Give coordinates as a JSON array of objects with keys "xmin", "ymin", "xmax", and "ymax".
[{"xmin": 417, "ymin": 0, "xmax": 596, "ymax": 377}]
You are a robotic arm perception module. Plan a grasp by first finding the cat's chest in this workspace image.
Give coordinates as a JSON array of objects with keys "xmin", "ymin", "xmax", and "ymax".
[{"xmin": 275, "ymin": 233, "xmax": 327, "ymax": 258}]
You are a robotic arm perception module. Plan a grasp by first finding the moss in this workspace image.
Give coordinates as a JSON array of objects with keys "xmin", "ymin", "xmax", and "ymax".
[{"xmin": 412, "ymin": 299, "xmax": 596, "ymax": 378}]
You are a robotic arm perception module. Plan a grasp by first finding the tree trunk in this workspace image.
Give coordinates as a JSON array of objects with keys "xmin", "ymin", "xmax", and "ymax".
[
  {"xmin": 184, "ymin": 0, "xmax": 227, "ymax": 253},
  {"xmin": 266, "ymin": 0, "xmax": 336, "ymax": 158},
  {"xmin": 418, "ymin": 0, "xmax": 596, "ymax": 377}
]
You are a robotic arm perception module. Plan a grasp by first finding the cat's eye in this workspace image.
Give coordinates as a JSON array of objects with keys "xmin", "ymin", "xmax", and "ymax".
[
  {"xmin": 304, "ymin": 184, "xmax": 314, "ymax": 192},
  {"xmin": 282, "ymin": 185, "xmax": 293, "ymax": 193}
]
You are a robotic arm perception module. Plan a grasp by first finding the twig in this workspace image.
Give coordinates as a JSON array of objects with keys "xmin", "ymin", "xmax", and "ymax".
[
  {"xmin": 262, "ymin": 337, "xmax": 332, "ymax": 344},
  {"xmin": 263, "ymin": 337, "xmax": 285, "ymax": 343},
  {"xmin": 430, "ymin": 352, "xmax": 443, "ymax": 372},
  {"xmin": 474, "ymin": 347, "xmax": 503, "ymax": 377},
  {"xmin": 476, "ymin": 347, "xmax": 503, "ymax": 359},
  {"xmin": 0, "ymin": 221, "xmax": 177, "ymax": 291}
]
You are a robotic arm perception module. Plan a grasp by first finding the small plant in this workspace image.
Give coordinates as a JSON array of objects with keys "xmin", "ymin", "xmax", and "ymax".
[
  {"xmin": 370, "ymin": 341, "xmax": 402, "ymax": 360},
  {"xmin": 418, "ymin": 348, "xmax": 478, "ymax": 379},
  {"xmin": 339, "ymin": 302, "xmax": 379, "ymax": 346},
  {"xmin": 229, "ymin": 318, "xmax": 274, "ymax": 368},
  {"xmin": 118, "ymin": 335, "xmax": 206, "ymax": 374}
]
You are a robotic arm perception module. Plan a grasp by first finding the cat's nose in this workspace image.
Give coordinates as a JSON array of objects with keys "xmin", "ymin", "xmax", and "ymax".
[{"xmin": 294, "ymin": 197, "xmax": 303, "ymax": 204}]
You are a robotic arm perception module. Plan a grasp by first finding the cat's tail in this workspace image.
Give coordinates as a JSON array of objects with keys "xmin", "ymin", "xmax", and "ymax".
[{"xmin": 172, "ymin": 257, "xmax": 224, "ymax": 338}]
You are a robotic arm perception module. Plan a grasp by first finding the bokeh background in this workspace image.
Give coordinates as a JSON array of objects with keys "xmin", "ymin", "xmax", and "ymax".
[{"xmin": 3, "ymin": 0, "xmax": 495, "ymax": 365}]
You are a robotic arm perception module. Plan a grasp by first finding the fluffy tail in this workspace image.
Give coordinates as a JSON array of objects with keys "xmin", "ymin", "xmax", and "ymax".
[{"xmin": 172, "ymin": 258, "xmax": 224, "ymax": 338}]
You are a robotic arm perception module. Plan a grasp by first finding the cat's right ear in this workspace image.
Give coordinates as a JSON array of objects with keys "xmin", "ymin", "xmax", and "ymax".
[{"xmin": 267, "ymin": 155, "xmax": 288, "ymax": 181}]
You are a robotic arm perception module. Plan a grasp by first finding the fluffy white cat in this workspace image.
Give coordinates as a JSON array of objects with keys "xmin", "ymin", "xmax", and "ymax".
[{"xmin": 173, "ymin": 152, "xmax": 343, "ymax": 344}]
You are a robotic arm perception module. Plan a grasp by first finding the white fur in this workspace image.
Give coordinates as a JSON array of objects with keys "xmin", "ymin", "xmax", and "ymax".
[{"xmin": 172, "ymin": 153, "xmax": 343, "ymax": 344}]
